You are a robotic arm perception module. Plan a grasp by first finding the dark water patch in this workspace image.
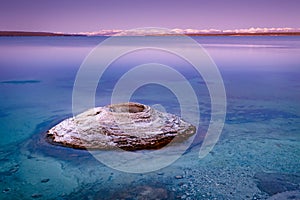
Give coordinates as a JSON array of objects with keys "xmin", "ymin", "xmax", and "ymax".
[
  {"xmin": 64, "ymin": 181, "xmax": 174, "ymax": 200},
  {"xmin": 184, "ymin": 127, "xmax": 207, "ymax": 155},
  {"xmin": 254, "ymin": 172, "xmax": 300, "ymax": 195},
  {"xmin": 51, "ymin": 109, "xmax": 68, "ymax": 113},
  {"xmin": 0, "ymin": 109, "xmax": 9, "ymax": 118},
  {"xmin": 0, "ymin": 80, "xmax": 41, "ymax": 84},
  {"xmin": 226, "ymin": 108, "xmax": 299, "ymax": 124},
  {"xmin": 25, "ymin": 115, "xmax": 100, "ymax": 166}
]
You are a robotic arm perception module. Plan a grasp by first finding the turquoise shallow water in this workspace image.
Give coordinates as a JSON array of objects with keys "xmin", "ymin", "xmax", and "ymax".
[{"xmin": 0, "ymin": 36, "xmax": 299, "ymax": 199}]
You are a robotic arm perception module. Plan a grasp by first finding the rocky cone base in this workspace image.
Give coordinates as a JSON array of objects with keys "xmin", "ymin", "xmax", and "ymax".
[{"xmin": 47, "ymin": 102, "xmax": 196, "ymax": 150}]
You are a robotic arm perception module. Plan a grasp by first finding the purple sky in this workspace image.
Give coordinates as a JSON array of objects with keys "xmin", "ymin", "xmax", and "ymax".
[{"xmin": 0, "ymin": 0, "xmax": 299, "ymax": 33}]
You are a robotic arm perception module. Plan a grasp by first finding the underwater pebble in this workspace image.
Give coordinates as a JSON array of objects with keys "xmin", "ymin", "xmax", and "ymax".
[
  {"xmin": 27, "ymin": 155, "xmax": 35, "ymax": 159},
  {"xmin": 41, "ymin": 178, "xmax": 50, "ymax": 183},
  {"xmin": 182, "ymin": 184, "xmax": 188, "ymax": 189},
  {"xmin": 31, "ymin": 193, "xmax": 43, "ymax": 198},
  {"xmin": 178, "ymin": 182, "xmax": 184, "ymax": 186},
  {"xmin": 8, "ymin": 164, "xmax": 19, "ymax": 174},
  {"xmin": 2, "ymin": 188, "xmax": 10, "ymax": 193}
]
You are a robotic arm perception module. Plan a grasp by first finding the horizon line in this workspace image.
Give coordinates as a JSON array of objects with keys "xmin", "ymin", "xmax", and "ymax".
[{"xmin": 1, "ymin": 27, "xmax": 300, "ymax": 37}]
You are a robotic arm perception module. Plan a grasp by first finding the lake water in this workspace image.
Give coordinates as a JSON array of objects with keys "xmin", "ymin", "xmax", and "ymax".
[{"xmin": 0, "ymin": 36, "xmax": 299, "ymax": 199}]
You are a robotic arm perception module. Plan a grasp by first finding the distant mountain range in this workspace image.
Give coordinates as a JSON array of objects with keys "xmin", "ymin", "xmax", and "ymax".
[
  {"xmin": 1, "ymin": 28, "xmax": 300, "ymax": 36},
  {"xmin": 0, "ymin": 31, "xmax": 83, "ymax": 36}
]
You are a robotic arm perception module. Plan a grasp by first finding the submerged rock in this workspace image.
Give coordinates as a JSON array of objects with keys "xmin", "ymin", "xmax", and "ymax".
[
  {"xmin": 267, "ymin": 190, "xmax": 300, "ymax": 200},
  {"xmin": 47, "ymin": 102, "xmax": 196, "ymax": 150},
  {"xmin": 112, "ymin": 185, "xmax": 170, "ymax": 200},
  {"xmin": 254, "ymin": 172, "xmax": 300, "ymax": 195},
  {"xmin": 65, "ymin": 183, "xmax": 173, "ymax": 200}
]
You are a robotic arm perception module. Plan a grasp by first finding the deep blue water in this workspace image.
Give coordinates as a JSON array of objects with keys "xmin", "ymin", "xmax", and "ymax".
[{"xmin": 0, "ymin": 36, "xmax": 299, "ymax": 199}]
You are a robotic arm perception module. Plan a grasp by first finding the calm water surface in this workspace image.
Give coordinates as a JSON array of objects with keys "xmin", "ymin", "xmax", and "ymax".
[{"xmin": 0, "ymin": 36, "xmax": 299, "ymax": 199}]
